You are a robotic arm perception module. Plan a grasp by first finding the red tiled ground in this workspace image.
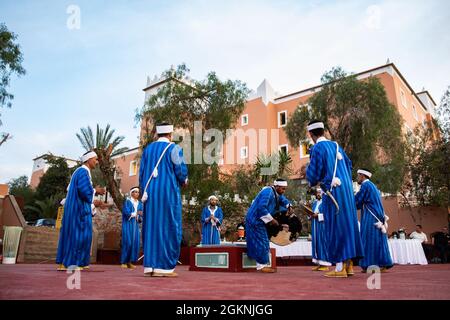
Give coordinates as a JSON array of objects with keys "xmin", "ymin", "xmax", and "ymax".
[{"xmin": 1, "ymin": 264, "xmax": 449, "ymax": 300}]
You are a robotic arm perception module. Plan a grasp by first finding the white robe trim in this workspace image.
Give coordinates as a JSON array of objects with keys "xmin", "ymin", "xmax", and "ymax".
[{"xmin": 260, "ymin": 214, "xmax": 274, "ymax": 223}]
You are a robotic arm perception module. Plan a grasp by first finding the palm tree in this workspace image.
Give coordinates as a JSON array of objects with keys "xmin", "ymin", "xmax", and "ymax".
[
  {"xmin": 25, "ymin": 195, "xmax": 59, "ymax": 219},
  {"xmin": 76, "ymin": 124, "xmax": 128, "ymax": 210},
  {"xmin": 255, "ymin": 150, "xmax": 293, "ymax": 185}
]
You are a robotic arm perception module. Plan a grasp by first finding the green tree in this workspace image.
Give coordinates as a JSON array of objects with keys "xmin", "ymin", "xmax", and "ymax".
[
  {"xmin": 25, "ymin": 195, "xmax": 59, "ymax": 219},
  {"xmin": 8, "ymin": 175, "xmax": 37, "ymax": 221},
  {"xmin": 35, "ymin": 155, "xmax": 70, "ymax": 202},
  {"xmin": 0, "ymin": 23, "xmax": 26, "ymax": 147},
  {"xmin": 136, "ymin": 64, "xmax": 249, "ymax": 145},
  {"xmin": 284, "ymin": 67, "xmax": 406, "ymax": 193},
  {"xmin": 403, "ymin": 125, "xmax": 450, "ymax": 208},
  {"xmin": 76, "ymin": 124, "xmax": 128, "ymax": 210},
  {"xmin": 436, "ymin": 85, "xmax": 450, "ymax": 141}
]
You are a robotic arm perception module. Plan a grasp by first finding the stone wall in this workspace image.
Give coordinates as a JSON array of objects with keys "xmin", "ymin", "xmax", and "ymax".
[{"xmin": 93, "ymin": 206, "xmax": 122, "ymax": 249}]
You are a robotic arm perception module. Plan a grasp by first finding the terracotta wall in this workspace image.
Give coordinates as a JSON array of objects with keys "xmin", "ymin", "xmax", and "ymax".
[{"xmin": 380, "ymin": 196, "xmax": 447, "ymax": 236}]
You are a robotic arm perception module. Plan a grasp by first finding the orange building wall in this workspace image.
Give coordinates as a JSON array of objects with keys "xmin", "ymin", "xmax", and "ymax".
[
  {"xmin": 113, "ymin": 151, "xmax": 139, "ymax": 194},
  {"xmin": 218, "ymin": 67, "xmax": 434, "ymax": 179},
  {"xmin": 30, "ymin": 169, "xmax": 45, "ymax": 189}
]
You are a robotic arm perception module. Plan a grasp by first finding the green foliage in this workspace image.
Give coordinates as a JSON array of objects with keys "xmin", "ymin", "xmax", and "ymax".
[
  {"xmin": 24, "ymin": 195, "xmax": 59, "ymax": 219},
  {"xmin": 436, "ymin": 85, "xmax": 450, "ymax": 142},
  {"xmin": 136, "ymin": 64, "xmax": 250, "ymax": 145},
  {"xmin": 8, "ymin": 175, "xmax": 37, "ymax": 221},
  {"xmin": 403, "ymin": 121, "xmax": 450, "ymax": 208},
  {"xmin": 0, "ymin": 23, "xmax": 26, "ymax": 146},
  {"xmin": 76, "ymin": 123, "xmax": 128, "ymax": 209},
  {"xmin": 0, "ymin": 23, "xmax": 25, "ymax": 110},
  {"xmin": 285, "ymin": 66, "xmax": 406, "ymax": 193},
  {"xmin": 255, "ymin": 150, "xmax": 293, "ymax": 185},
  {"xmin": 35, "ymin": 155, "xmax": 70, "ymax": 202}
]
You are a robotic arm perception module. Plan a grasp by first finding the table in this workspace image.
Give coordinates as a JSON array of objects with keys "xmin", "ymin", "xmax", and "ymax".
[
  {"xmin": 388, "ymin": 239, "xmax": 428, "ymax": 265},
  {"xmin": 270, "ymin": 240, "xmax": 312, "ymax": 257}
]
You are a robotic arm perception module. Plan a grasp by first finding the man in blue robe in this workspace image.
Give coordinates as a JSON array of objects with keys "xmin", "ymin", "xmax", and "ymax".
[
  {"xmin": 310, "ymin": 188, "xmax": 331, "ymax": 271},
  {"xmin": 355, "ymin": 169, "xmax": 393, "ymax": 272},
  {"xmin": 306, "ymin": 120, "xmax": 363, "ymax": 278},
  {"xmin": 201, "ymin": 195, "xmax": 223, "ymax": 245},
  {"xmin": 139, "ymin": 123, "xmax": 188, "ymax": 277},
  {"xmin": 120, "ymin": 186, "xmax": 143, "ymax": 269},
  {"xmin": 56, "ymin": 151, "xmax": 104, "ymax": 271},
  {"xmin": 245, "ymin": 179, "xmax": 292, "ymax": 273}
]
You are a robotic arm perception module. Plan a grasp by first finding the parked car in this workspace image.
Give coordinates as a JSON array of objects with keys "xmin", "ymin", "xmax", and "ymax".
[{"xmin": 34, "ymin": 219, "xmax": 56, "ymax": 228}]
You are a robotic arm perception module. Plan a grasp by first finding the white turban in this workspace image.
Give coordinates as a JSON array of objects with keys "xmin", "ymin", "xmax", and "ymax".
[
  {"xmin": 156, "ymin": 124, "xmax": 174, "ymax": 134},
  {"xmin": 357, "ymin": 169, "xmax": 372, "ymax": 178},
  {"xmin": 81, "ymin": 151, "xmax": 97, "ymax": 163},
  {"xmin": 273, "ymin": 179, "xmax": 288, "ymax": 187},
  {"xmin": 130, "ymin": 187, "xmax": 140, "ymax": 193},
  {"xmin": 208, "ymin": 195, "xmax": 218, "ymax": 201},
  {"xmin": 307, "ymin": 122, "xmax": 324, "ymax": 131}
]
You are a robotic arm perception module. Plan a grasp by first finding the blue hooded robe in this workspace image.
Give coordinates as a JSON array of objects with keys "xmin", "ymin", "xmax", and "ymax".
[
  {"xmin": 355, "ymin": 179, "xmax": 393, "ymax": 269},
  {"xmin": 201, "ymin": 205, "xmax": 223, "ymax": 245},
  {"xmin": 120, "ymin": 197, "xmax": 143, "ymax": 264},
  {"xmin": 306, "ymin": 137, "xmax": 363, "ymax": 263}
]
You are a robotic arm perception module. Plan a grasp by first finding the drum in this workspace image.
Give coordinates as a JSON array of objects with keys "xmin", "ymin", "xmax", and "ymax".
[{"xmin": 266, "ymin": 211, "xmax": 302, "ymax": 246}]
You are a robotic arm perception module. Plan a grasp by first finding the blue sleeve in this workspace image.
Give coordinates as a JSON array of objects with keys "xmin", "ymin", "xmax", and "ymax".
[
  {"xmin": 201, "ymin": 207, "xmax": 209, "ymax": 224},
  {"xmin": 122, "ymin": 199, "xmax": 133, "ymax": 219},
  {"xmin": 279, "ymin": 195, "xmax": 291, "ymax": 210},
  {"xmin": 171, "ymin": 144, "xmax": 188, "ymax": 186},
  {"xmin": 355, "ymin": 183, "xmax": 367, "ymax": 210},
  {"xmin": 139, "ymin": 147, "xmax": 147, "ymax": 191},
  {"xmin": 341, "ymin": 147, "xmax": 353, "ymax": 180},
  {"xmin": 256, "ymin": 188, "xmax": 272, "ymax": 219},
  {"xmin": 77, "ymin": 170, "xmax": 94, "ymax": 204},
  {"xmin": 216, "ymin": 207, "xmax": 223, "ymax": 224},
  {"xmin": 306, "ymin": 146, "xmax": 324, "ymax": 187}
]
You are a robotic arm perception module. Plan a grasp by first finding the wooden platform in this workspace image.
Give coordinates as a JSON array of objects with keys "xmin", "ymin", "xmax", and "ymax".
[{"xmin": 189, "ymin": 244, "xmax": 276, "ymax": 272}]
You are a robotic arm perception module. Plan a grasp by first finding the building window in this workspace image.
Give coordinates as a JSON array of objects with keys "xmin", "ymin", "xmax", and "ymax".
[
  {"xmin": 240, "ymin": 146, "xmax": 248, "ymax": 159},
  {"xmin": 129, "ymin": 160, "xmax": 138, "ymax": 176},
  {"xmin": 279, "ymin": 144, "xmax": 288, "ymax": 156},
  {"xmin": 400, "ymin": 89, "xmax": 407, "ymax": 108},
  {"xmin": 278, "ymin": 111, "xmax": 287, "ymax": 128},
  {"xmin": 299, "ymin": 141, "xmax": 311, "ymax": 158},
  {"xmin": 412, "ymin": 104, "xmax": 418, "ymax": 121},
  {"xmin": 241, "ymin": 114, "xmax": 249, "ymax": 126}
]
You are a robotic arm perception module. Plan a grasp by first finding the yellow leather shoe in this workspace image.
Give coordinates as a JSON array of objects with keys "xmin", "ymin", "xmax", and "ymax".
[
  {"xmin": 317, "ymin": 266, "xmax": 329, "ymax": 272},
  {"xmin": 81, "ymin": 266, "xmax": 90, "ymax": 270},
  {"xmin": 324, "ymin": 269, "xmax": 348, "ymax": 278},
  {"xmin": 57, "ymin": 264, "xmax": 67, "ymax": 271},
  {"xmin": 152, "ymin": 272, "xmax": 178, "ymax": 277},
  {"xmin": 121, "ymin": 264, "xmax": 128, "ymax": 269},
  {"xmin": 144, "ymin": 272, "xmax": 153, "ymax": 277},
  {"xmin": 127, "ymin": 263, "xmax": 136, "ymax": 270},
  {"xmin": 380, "ymin": 267, "xmax": 388, "ymax": 273},
  {"xmin": 258, "ymin": 267, "xmax": 276, "ymax": 273},
  {"xmin": 346, "ymin": 260, "xmax": 355, "ymax": 276},
  {"xmin": 312, "ymin": 265, "xmax": 321, "ymax": 271}
]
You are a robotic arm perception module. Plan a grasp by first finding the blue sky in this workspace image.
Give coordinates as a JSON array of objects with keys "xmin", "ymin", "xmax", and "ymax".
[{"xmin": 1, "ymin": 0, "xmax": 450, "ymax": 183}]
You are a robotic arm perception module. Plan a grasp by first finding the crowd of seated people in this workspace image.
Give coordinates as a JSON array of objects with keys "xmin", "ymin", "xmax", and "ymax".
[{"xmin": 388, "ymin": 224, "xmax": 449, "ymax": 263}]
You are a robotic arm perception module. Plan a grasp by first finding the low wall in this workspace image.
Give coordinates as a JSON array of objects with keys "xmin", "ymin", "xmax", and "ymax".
[{"xmin": 381, "ymin": 196, "xmax": 447, "ymax": 236}]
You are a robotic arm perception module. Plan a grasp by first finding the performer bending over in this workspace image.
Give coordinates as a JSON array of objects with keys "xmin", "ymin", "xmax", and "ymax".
[
  {"xmin": 355, "ymin": 169, "xmax": 393, "ymax": 272},
  {"xmin": 201, "ymin": 195, "xmax": 223, "ymax": 245},
  {"xmin": 120, "ymin": 186, "xmax": 143, "ymax": 269},
  {"xmin": 310, "ymin": 188, "xmax": 331, "ymax": 271},
  {"xmin": 306, "ymin": 120, "xmax": 363, "ymax": 278},
  {"xmin": 245, "ymin": 179, "xmax": 292, "ymax": 273}
]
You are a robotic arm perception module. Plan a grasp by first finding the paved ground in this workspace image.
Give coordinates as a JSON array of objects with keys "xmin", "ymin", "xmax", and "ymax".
[{"xmin": 1, "ymin": 264, "xmax": 450, "ymax": 300}]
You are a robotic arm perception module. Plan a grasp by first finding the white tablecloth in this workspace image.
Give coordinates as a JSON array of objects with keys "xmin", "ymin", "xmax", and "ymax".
[
  {"xmin": 388, "ymin": 239, "xmax": 428, "ymax": 265},
  {"xmin": 270, "ymin": 240, "xmax": 312, "ymax": 257}
]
